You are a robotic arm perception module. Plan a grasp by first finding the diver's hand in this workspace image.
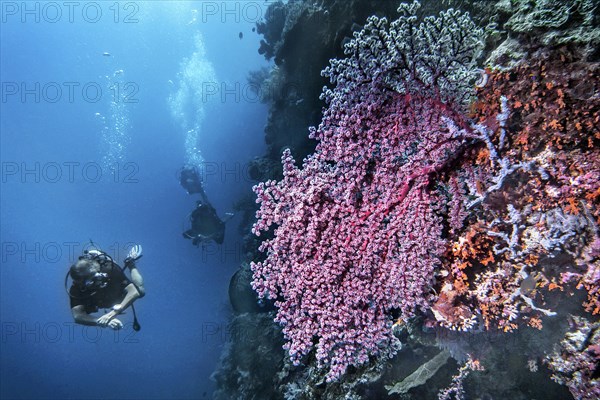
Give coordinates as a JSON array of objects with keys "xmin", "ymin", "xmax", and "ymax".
[
  {"xmin": 107, "ymin": 318, "xmax": 123, "ymax": 330},
  {"xmin": 124, "ymin": 244, "xmax": 142, "ymax": 264},
  {"xmin": 127, "ymin": 245, "xmax": 142, "ymax": 260},
  {"xmin": 96, "ymin": 310, "xmax": 118, "ymax": 327}
]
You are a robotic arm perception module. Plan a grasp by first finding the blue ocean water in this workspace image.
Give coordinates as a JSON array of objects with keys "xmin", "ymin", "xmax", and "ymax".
[{"xmin": 0, "ymin": 2, "xmax": 269, "ymax": 399}]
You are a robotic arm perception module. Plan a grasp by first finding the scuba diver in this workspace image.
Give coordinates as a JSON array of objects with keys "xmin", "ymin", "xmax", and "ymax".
[
  {"xmin": 66, "ymin": 244, "xmax": 145, "ymax": 330},
  {"xmin": 183, "ymin": 200, "xmax": 234, "ymax": 246},
  {"xmin": 180, "ymin": 164, "xmax": 234, "ymax": 246},
  {"xmin": 179, "ymin": 165, "xmax": 208, "ymax": 199}
]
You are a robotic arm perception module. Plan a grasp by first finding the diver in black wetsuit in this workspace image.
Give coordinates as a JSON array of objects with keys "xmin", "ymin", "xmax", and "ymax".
[
  {"xmin": 180, "ymin": 165, "xmax": 234, "ymax": 246},
  {"xmin": 183, "ymin": 201, "xmax": 233, "ymax": 246},
  {"xmin": 179, "ymin": 165, "xmax": 207, "ymax": 198},
  {"xmin": 67, "ymin": 246, "xmax": 145, "ymax": 330}
]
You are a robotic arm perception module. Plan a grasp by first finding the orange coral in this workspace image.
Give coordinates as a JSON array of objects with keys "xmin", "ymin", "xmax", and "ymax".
[{"xmin": 434, "ymin": 49, "xmax": 600, "ymax": 335}]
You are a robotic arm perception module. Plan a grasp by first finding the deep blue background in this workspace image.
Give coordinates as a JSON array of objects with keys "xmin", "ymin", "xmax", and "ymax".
[{"xmin": 1, "ymin": 2, "xmax": 269, "ymax": 398}]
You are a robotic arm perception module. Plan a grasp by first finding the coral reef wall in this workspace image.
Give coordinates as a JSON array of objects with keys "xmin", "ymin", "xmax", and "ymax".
[
  {"xmin": 215, "ymin": 1, "xmax": 599, "ymax": 399},
  {"xmin": 254, "ymin": 0, "xmax": 402, "ymax": 162}
]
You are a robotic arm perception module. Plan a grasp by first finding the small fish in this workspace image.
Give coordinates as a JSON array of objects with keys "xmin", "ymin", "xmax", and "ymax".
[
  {"xmin": 103, "ymin": 52, "xmax": 111, "ymax": 57},
  {"xmin": 239, "ymin": 32, "xmax": 243, "ymax": 40}
]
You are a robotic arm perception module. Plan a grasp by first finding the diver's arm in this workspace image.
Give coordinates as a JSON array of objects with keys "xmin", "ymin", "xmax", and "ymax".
[
  {"xmin": 74, "ymin": 305, "xmax": 123, "ymax": 329},
  {"xmin": 119, "ymin": 283, "xmax": 142, "ymax": 310},
  {"xmin": 96, "ymin": 283, "xmax": 140, "ymax": 326},
  {"xmin": 99, "ymin": 283, "xmax": 141, "ymax": 323},
  {"xmin": 71, "ymin": 305, "xmax": 99, "ymax": 326},
  {"xmin": 128, "ymin": 265, "xmax": 145, "ymax": 297}
]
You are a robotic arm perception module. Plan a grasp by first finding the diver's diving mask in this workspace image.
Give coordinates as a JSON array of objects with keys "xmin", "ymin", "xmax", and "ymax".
[{"xmin": 83, "ymin": 272, "xmax": 109, "ymax": 290}]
